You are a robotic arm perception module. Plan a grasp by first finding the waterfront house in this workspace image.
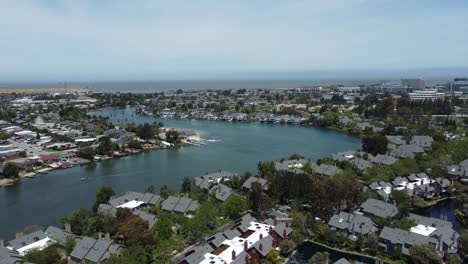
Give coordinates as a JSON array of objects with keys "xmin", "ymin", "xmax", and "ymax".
[
  {"xmin": 274, "ymin": 159, "xmax": 312, "ymax": 174},
  {"xmin": 98, "ymin": 203, "xmax": 158, "ymax": 229},
  {"xmin": 194, "ymin": 170, "xmax": 238, "ymax": 190},
  {"xmin": 446, "ymin": 159, "xmax": 468, "ymax": 182},
  {"xmin": 242, "ymin": 177, "xmax": 268, "ymax": 192},
  {"xmin": 69, "ymin": 236, "xmax": 121, "ymax": 264},
  {"xmin": 378, "ymin": 226, "xmax": 437, "ymax": 256},
  {"xmin": 161, "ymin": 196, "xmax": 199, "ymax": 215},
  {"xmin": 108, "ymin": 191, "xmax": 162, "ymax": 210},
  {"xmin": 408, "ymin": 213, "xmax": 459, "ymax": 254},
  {"xmin": 315, "ymin": 164, "xmax": 342, "ymax": 177},
  {"xmin": 210, "ymin": 184, "xmax": 234, "ymax": 202},
  {"xmin": 0, "ymin": 247, "xmax": 21, "ymax": 264},
  {"xmin": 6, "ymin": 230, "xmax": 51, "ymax": 256},
  {"xmin": 360, "ymin": 198, "xmax": 399, "ymax": 218},
  {"xmin": 328, "ymin": 211, "xmax": 377, "ymax": 238}
]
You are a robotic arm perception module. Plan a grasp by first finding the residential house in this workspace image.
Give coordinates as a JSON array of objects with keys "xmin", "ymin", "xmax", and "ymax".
[
  {"xmin": 379, "ymin": 226, "xmax": 437, "ymax": 256},
  {"xmin": 161, "ymin": 196, "xmax": 199, "ymax": 215},
  {"xmin": 194, "ymin": 170, "xmax": 238, "ymax": 190},
  {"xmin": 410, "ymin": 136, "xmax": 434, "ymax": 150},
  {"xmin": 0, "ymin": 247, "xmax": 21, "ymax": 264},
  {"xmin": 315, "ymin": 164, "xmax": 342, "ymax": 177},
  {"xmin": 210, "ymin": 184, "xmax": 235, "ymax": 202},
  {"xmin": 69, "ymin": 236, "xmax": 121, "ymax": 263},
  {"xmin": 360, "ymin": 199, "xmax": 399, "ymax": 218},
  {"xmin": 328, "ymin": 211, "xmax": 377, "ymax": 239},
  {"xmin": 242, "ymin": 177, "xmax": 268, "ymax": 192}
]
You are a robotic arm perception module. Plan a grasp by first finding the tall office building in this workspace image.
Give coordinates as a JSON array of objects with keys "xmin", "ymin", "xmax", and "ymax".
[
  {"xmin": 451, "ymin": 78, "xmax": 468, "ymax": 94},
  {"xmin": 401, "ymin": 78, "xmax": 425, "ymax": 90}
]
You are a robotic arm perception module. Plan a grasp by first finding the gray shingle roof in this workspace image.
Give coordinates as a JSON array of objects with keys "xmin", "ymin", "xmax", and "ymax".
[
  {"xmin": 242, "ymin": 177, "xmax": 268, "ymax": 190},
  {"xmin": 44, "ymin": 226, "xmax": 76, "ymax": 246},
  {"xmin": 360, "ymin": 198, "xmax": 398, "ymax": 218},
  {"xmin": 85, "ymin": 239, "xmax": 111, "ymax": 263},
  {"xmin": 328, "ymin": 211, "xmax": 377, "ymax": 236},
  {"xmin": 133, "ymin": 210, "xmax": 158, "ymax": 229},
  {"xmin": 0, "ymin": 247, "xmax": 21, "ymax": 264},
  {"xmin": 70, "ymin": 237, "xmax": 120, "ymax": 263},
  {"xmin": 108, "ymin": 191, "xmax": 161, "ymax": 207},
  {"xmin": 161, "ymin": 196, "xmax": 199, "ymax": 214},
  {"xmin": 210, "ymin": 184, "xmax": 234, "ymax": 202},
  {"xmin": 161, "ymin": 196, "xmax": 180, "ymax": 211},
  {"xmin": 7, "ymin": 230, "xmax": 47, "ymax": 250},
  {"xmin": 70, "ymin": 237, "xmax": 96, "ymax": 261},
  {"xmin": 379, "ymin": 226, "xmax": 438, "ymax": 255},
  {"xmin": 369, "ymin": 154, "xmax": 398, "ymax": 165},
  {"xmin": 315, "ymin": 164, "xmax": 342, "ymax": 177}
]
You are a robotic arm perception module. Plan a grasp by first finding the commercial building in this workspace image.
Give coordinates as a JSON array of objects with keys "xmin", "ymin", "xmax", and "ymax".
[
  {"xmin": 451, "ymin": 77, "xmax": 468, "ymax": 94},
  {"xmin": 401, "ymin": 78, "xmax": 425, "ymax": 90},
  {"xmin": 408, "ymin": 90, "xmax": 445, "ymax": 102}
]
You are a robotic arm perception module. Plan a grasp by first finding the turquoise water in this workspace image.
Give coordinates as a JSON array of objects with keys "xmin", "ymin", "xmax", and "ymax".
[{"xmin": 0, "ymin": 108, "xmax": 360, "ymax": 239}]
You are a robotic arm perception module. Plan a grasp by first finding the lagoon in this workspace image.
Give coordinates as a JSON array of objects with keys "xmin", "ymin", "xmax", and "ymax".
[{"xmin": 0, "ymin": 108, "xmax": 360, "ymax": 239}]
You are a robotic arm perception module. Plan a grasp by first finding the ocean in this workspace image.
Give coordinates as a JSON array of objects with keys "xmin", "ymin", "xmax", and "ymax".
[{"xmin": 0, "ymin": 78, "xmax": 451, "ymax": 93}]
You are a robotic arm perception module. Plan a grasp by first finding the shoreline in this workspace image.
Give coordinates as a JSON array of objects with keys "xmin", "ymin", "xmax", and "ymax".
[{"xmin": 0, "ymin": 87, "xmax": 90, "ymax": 94}]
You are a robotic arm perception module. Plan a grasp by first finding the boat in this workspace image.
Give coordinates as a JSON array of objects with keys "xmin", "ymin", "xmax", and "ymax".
[
  {"xmin": 455, "ymin": 206, "xmax": 468, "ymax": 228},
  {"xmin": 80, "ymin": 177, "xmax": 88, "ymax": 181}
]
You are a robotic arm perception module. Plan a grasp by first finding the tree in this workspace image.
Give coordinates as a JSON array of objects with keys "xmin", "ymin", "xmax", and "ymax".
[
  {"xmin": 279, "ymin": 240, "xmax": 296, "ymax": 257},
  {"xmin": 97, "ymin": 136, "xmax": 116, "ymax": 154},
  {"xmin": 181, "ymin": 177, "xmax": 192, "ymax": 193},
  {"xmin": 309, "ymin": 251, "xmax": 329, "ymax": 264},
  {"xmin": 409, "ymin": 244, "xmax": 442, "ymax": 264},
  {"xmin": 444, "ymin": 254, "xmax": 462, "ymax": 264},
  {"xmin": 362, "ymin": 135, "xmax": 388, "ymax": 155},
  {"xmin": 391, "ymin": 190, "xmax": 411, "ymax": 218},
  {"xmin": 1, "ymin": 163, "xmax": 19, "ymax": 179},
  {"xmin": 58, "ymin": 208, "xmax": 93, "ymax": 236},
  {"xmin": 220, "ymin": 196, "xmax": 248, "ymax": 220},
  {"xmin": 154, "ymin": 215, "xmax": 173, "ymax": 240},
  {"xmin": 248, "ymin": 182, "xmax": 271, "ymax": 218},
  {"xmin": 265, "ymin": 250, "xmax": 282, "ymax": 264},
  {"xmin": 115, "ymin": 215, "xmax": 154, "ymax": 246},
  {"xmin": 165, "ymin": 130, "xmax": 180, "ymax": 144},
  {"xmin": 23, "ymin": 243, "xmax": 65, "ymax": 264},
  {"xmin": 144, "ymin": 185, "xmax": 156, "ymax": 193},
  {"xmin": 460, "ymin": 230, "xmax": 468, "ymax": 256},
  {"xmin": 159, "ymin": 185, "xmax": 171, "ymax": 199},
  {"xmin": 92, "ymin": 186, "xmax": 115, "ymax": 212}
]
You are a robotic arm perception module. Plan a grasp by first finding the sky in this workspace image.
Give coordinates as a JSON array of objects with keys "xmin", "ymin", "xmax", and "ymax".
[{"xmin": 0, "ymin": 0, "xmax": 468, "ymax": 81}]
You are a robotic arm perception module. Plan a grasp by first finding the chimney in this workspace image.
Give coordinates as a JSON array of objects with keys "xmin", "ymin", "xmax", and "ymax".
[
  {"xmin": 269, "ymin": 226, "xmax": 273, "ymax": 234},
  {"xmin": 98, "ymin": 231, "xmax": 102, "ymax": 239},
  {"xmin": 244, "ymin": 240, "xmax": 248, "ymax": 251},
  {"xmin": 283, "ymin": 229, "xmax": 287, "ymax": 238},
  {"xmin": 259, "ymin": 233, "xmax": 263, "ymax": 240},
  {"xmin": 286, "ymin": 221, "xmax": 289, "ymax": 228},
  {"xmin": 272, "ymin": 239, "xmax": 276, "ymax": 248},
  {"xmin": 64, "ymin": 223, "xmax": 71, "ymax": 233},
  {"xmin": 15, "ymin": 232, "xmax": 23, "ymax": 239},
  {"xmin": 425, "ymin": 186, "xmax": 428, "ymax": 193},
  {"xmin": 274, "ymin": 218, "xmax": 278, "ymax": 226},
  {"xmin": 0, "ymin": 239, "xmax": 4, "ymax": 247},
  {"xmin": 413, "ymin": 188, "xmax": 416, "ymax": 195},
  {"xmin": 420, "ymin": 179, "xmax": 423, "ymax": 185},
  {"xmin": 430, "ymin": 179, "xmax": 433, "ymax": 186},
  {"xmin": 105, "ymin": 233, "xmax": 110, "ymax": 241},
  {"xmin": 232, "ymin": 250, "xmax": 236, "ymax": 260},
  {"xmin": 259, "ymin": 243, "xmax": 263, "ymax": 252}
]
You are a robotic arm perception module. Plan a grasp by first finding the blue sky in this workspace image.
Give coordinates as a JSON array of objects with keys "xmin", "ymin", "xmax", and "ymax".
[{"xmin": 1, "ymin": 0, "xmax": 467, "ymax": 81}]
